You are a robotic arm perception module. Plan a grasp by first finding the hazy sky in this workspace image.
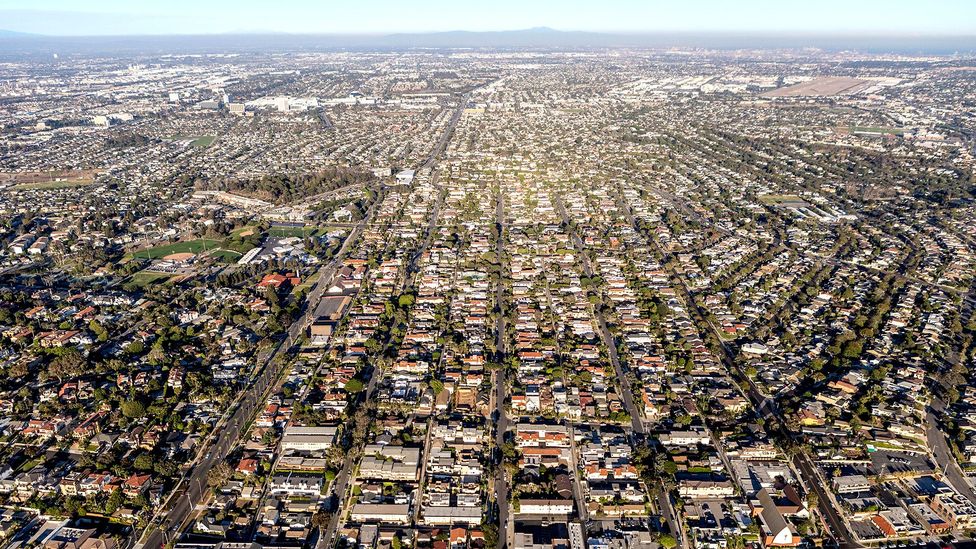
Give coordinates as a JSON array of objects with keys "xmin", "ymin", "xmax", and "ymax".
[{"xmin": 2, "ymin": 0, "xmax": 974, "ymax": 36}]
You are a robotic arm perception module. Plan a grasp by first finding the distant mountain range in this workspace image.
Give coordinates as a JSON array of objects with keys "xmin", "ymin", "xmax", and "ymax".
[
  {"xmin": 0, "ymin": 27, "xmax": 974, "ymax": 55},
  {"xmin": 0, "ymin": 29, "xmax": 39, "ymax": 37},
  {"xmin": 374, "ymin": 27, "xmax": 615, "ymax": 48}
]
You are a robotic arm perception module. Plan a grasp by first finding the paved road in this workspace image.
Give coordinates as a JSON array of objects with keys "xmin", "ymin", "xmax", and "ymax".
[
  {"xmin": 613, "ymin": 184, "xmax": 861, "ymax": 549},
  {"xmin": 316, "ymin": 108, "xmax": 335, "ymax": 130},
  {"xmin": 418, "ymin": 92, "xmax": 469, "ymax": 172},
  {"xmin": 317, "ymin": 93, "xmax": 466, "ymax": 549},
  {"xmin": 0, "ymin": 258, "xmax": 48, "ymax": 276},
  {"xmin": 791, "ymin": 452, "xmax": 860, "ymax": 548},
  {"xmin": 661, "ymin": 248, "xmax": 860, "ymax": 548},
  {"xmin": 658, "ymin": 486, "xmax": 688, "ymax": 549},
  {"xmin": 567, "ymin": 425, "xmax": 590, "ymax": 525},
  {"xmin": 492, "ymin": 189, "xmax": 514, "ymax": 549},
  {"xmin": 317, "ymin": 352, "xmax": 387, "ymax": 549},
  {"xmin": 553, "ymin": 196, "xmax": 645, "ymax": 435},
  {"xmin": 928, "ymin": 397, "xmax": 976, "ymax": 503},
  {"xmin": 404, "ymin": 92, "xmax": 468, "ymax": 272},
  {"xmin": 137, "ymin": 208, "xmax": 374, "ymax": 549}
]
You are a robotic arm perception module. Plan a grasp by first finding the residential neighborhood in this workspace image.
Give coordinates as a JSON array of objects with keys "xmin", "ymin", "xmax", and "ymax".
[{"xmin": 0, "ymin": 14, "xmax": 976, "ymax": 549}]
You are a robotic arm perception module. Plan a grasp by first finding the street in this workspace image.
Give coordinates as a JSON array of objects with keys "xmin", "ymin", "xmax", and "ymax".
[
  {"xmin": 137, "ymin": 205, "xmax": 375, "ymax": 549},
  {"xmin": 928, "ymin": 398, "xmax": 976, "ymax": 503},
  {"xmin": 554, "ymin": 195, "xmax": 646, "ymax": 435},
  {"xmin": 492, "ymin": 189, "xmax": 514, "ymax": 549},
  {"xmin": 317, "ymin": 91, "xmax": 467, "ymax": 549}
]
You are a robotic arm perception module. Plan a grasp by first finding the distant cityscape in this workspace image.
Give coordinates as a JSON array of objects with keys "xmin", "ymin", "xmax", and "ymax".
[{"xmin": 0, "ymin": 21, "xmax": 974, "ymax": 549}]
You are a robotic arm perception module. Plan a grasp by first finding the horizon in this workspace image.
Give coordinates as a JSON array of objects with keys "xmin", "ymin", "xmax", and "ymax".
[
  {"xmin": 3, "ymin": 27, "xmax": 974, "ymax": 58},
  {"xmin": 3, "ymin": 28, "xmax": 974, "ymax": 58},
  {"xmin": 2, "ymin": 0, "xmax": 976, "ymax": 37},
  {"xmin": 2, "ymin": 4, "xmax": 976, "ymax": 549}
]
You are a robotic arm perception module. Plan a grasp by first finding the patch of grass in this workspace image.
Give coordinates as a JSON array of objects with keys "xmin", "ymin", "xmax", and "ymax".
[
  {"xmin": 16, "ymin": 456, "xmax": 44, "ymax": 474},
  {"xmin": 165, "ymin": 134, "xmax": 217, "ymax": 147},
  {"xmin": 126, "ymin": 239, "xmax": 222, "ymax": 260},
  {"xmin": 124, "ymin": 271, "xmax": 172, "ymax": 290},
  {"xmin": 208, "ymin": 249, "xmax": 243, "ymax": 263},
  {"xmin": 220, "ymin": 238, "xmax": 260, "ymax": 254},
  {"xmin": 292, "ymin": 272, "xmax": 320, "ymax": 294},
  {"xmin": 223, "ymin": 227, "xmax": 265, "ymax": 254},
  {"xmin": 758, "ymin": 194, "xmax": 805, "ymax": 205},
  {"xmin": 268, "ymin": 226, "xmax": 319, "ymax": 238},
  {"xmin": 191, "ymin": 135, "xmax": 216, "ymax": 148}
]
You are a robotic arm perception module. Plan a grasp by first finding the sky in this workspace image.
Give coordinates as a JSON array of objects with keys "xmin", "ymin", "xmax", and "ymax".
[{"xmin": 1, "ymin": 0, "xmax": 974, "ymax": 36}]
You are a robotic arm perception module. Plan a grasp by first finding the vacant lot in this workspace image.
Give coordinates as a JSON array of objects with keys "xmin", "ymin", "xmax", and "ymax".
[
  {"xmin": 763, "ymin": 77, "xmax": 872, "ymax": 97},
  {"xmin": 2, "ymin": 169, "xmax": 99, "ymax": 191},
  {"xmin": 850, "ymin": 126, "xmax": 905, "ymax": 136}
]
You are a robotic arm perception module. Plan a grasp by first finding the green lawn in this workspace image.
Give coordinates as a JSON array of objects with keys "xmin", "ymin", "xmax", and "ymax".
[
  {"xmin": 191, "ymin": 135, "xmax": 216, "ymax": 147},
  {"xmin": 126, "ymin": 239, "xmax": 222, "ymax": 260},
  {"xmin": 124, "ymin": 271, "xmax": 173, "ymax": 290},
  {"xmin": 12, "ymin": 178, "xmax": 95, "ymax": 190},
  {"xmin": 221, "ymin": 238, "xmax": 260, "ymax": 253},
  {"xmin": 165, "ymin": 134, "xmax": 217, "ymax": 147},
  {"xmin": 758, "ymin": 194, "xmax": 805, "ymax": 205},
  {"xmin": 292, "ymin": 272, "xmax": 320, "ymax": 293},
  {"xmin": 15, "ymin": 456, "xmax": 44, "ymax": 474},
  {"xmin": 209, "ymin": 249, "xmax": 243, "ymax": 263},
  {"xmin": 268, "ymin": 226, "xmax": 319, "ymax": 238}
]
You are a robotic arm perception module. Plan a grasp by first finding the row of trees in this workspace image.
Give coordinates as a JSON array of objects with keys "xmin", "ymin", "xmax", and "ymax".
[{"xmin": 197, "ymin": 167, "xmax": 376, "ymax": 204}]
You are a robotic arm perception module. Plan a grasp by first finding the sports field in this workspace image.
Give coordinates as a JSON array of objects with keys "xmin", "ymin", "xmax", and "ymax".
[{"xmin": 126, "ymin": 239, "xmax": 221, "ymax": 260}]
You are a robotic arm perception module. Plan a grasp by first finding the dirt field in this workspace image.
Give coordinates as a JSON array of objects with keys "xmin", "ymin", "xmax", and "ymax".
[
  {"xmin": 162, "ymin": 252, "xmax": 196, "ymax": 262},
  {"xmin": 1, "ymin": 169, "xmax": 100, "ymax": 190},
  {"xmin": 762, "ymin": 77, "xmax": 873, "ymax": 97}
]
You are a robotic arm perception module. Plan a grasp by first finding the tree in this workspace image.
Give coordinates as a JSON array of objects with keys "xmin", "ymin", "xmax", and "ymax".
[
  {"xmin": 501, "ymin": 441, "xmax": 520, "ymax": 463},
  {"xmin": 658, "ymin": 534, "xmax": 677, "ymax": 549},
  {"xmin": 89, "ymin": 319, "xmax": 109, "ymax": 342},
  {"xmin": 8, "ymin": 361, "xmax": 28, "ymax": 379},
  {"xmin": 121, "ymin": 399, "xmax": 147, "ymax": 419},
  {"xmin": 429, "ymin": 379, "xmax": 445, "ymax": 395},
  {"xmin": 133, "ymin": 493, "xmax": 149, "ymax": 509},
  {"xmin": 207, "ymin": 461, "xmax": 232, "ymax": 488},
  {"xmin": 48, "ymin": 348, "xmax": 85, "ymax": 382},
  {"xmin": 325, "ymin": 445, "xmax": 345, "ymax": 468},
  {"xmin": 344, "ymin": 379, "xmax": 364, "ymax": 393},
  {"xmin": 659, "ymin": 460, "xmax": 678, "ymax": 477},
  {"xmin": 842, "ymin": 339, "xmax": 863, "ymax": 359},
  {"xmin": 311, "ymin": 508, "xmax": 333, "ymax": 529},
  {"xmin": 265, "ymin": 286, "xmax": 281, "ymax": 308},
  {"xmin": 147, "ymin": 345, "xmax": 167, "ymax": 366},
  {"xmin": 105, "ymin": 488, "xmax": 124, "ymax": 514},
  {"xmin": 134, "ymin": 453, "xmax": 154, "ymax": 471},
  {"xmin": 63, "ymin": 496, "xmax": 84, "ymax": 518}
]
